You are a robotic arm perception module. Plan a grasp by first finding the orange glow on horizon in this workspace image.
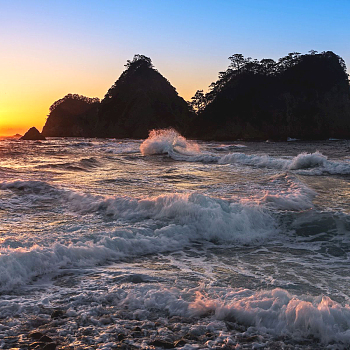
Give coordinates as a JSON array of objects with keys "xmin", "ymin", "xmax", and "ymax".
[
  {"xmin": 0, "ymin": 50, "xmax": 216, "ymax": 138},
  {"xmin": 0, "ymin": 74, "xmax": 203, "ymax": 138}
]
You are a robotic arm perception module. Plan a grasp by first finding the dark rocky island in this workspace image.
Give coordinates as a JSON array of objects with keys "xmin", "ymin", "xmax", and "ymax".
[
  {"xmin": 21, "ymin": 127, "xmax": 46, "ymax": 140},
  {"xmin": 41, "ymin": 51, "xmax": 350, "ymax": 140}
]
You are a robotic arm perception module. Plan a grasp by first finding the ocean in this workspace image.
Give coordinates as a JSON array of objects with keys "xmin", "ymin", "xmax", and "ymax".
[{"xmin": 1, "ymin": 129, "xmax": 350, "ymax": 349}]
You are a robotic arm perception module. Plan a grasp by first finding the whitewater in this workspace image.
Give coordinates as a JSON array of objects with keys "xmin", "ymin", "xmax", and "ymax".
[{"xmin": 1, "ymin": 130, "xmax": 350, "ymax": 349}]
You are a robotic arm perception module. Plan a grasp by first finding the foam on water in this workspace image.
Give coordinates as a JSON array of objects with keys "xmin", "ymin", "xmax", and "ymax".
[
  {"xmin": 140, "ymin": 129, "xmax": 204, "ymax": 158},
  {"xmin": 189, "ymin": 287, "xmax": 350, "ymax": 345},
  {"xmin": 141, "ymin": 130, "xmax": 350, "ymax": 175},
  {"xmin": 0, "ymin": 182, "xmax": 279, "ymax": 291},
  {"xmin": 219, "ymin": 152, "xmax": 288, "ymax": 169},
  {"xmin": 68, "ymin": 191, "xmax": 277, "ymax": 242},
  {"xmin": 1, "ymin": 137, "xmax": 350, "ymax": 348},
  {"xmin": 218, "ymin": 151, "xmax": 350, "ymax": 175},
  {"xmin": 105, "ymin": 284, "xmax": 350, "ymax": 346},
  {"xmin": 259, "ymin": 174, "xmax": 317, "ymax": 210}
]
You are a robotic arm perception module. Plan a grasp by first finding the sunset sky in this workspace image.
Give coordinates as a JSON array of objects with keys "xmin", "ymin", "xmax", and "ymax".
[{"xmin": 1, "ymin": 0, "xmax": 350, "ymax": 136}]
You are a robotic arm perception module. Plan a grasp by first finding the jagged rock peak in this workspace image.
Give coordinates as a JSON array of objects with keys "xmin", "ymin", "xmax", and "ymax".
[
  {"xmin": 21, "ymin": 127, "xmax": 46, "ymax": 140},
  {"xmin": 97, "ymin": 54, "xmax": 193, "ymax": 138}
]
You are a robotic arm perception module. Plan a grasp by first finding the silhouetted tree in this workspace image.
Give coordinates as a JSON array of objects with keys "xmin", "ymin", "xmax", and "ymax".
[
  {"xmin": 260, "ymin": 58, "xmax": 276, "ymax": 75},
  {"xmin": 125, "ymin": 54, "xmax": 153, "ymax": 69},
  {"xmin": 228, "ymin": 54, "xmax": 246, "ymax": 72},
  {"xmin": 190, "ymin": 90, "xmax": 207, "ymax": 112}
]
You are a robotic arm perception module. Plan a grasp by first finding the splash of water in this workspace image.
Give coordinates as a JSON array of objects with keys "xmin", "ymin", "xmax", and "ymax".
[{"xmin": 140, "ymin": 129, "xmax": 200, "ymax": 156}]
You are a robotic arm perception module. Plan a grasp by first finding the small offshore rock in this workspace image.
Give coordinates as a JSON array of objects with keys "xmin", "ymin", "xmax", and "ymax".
[{"xmin": 20, "ymin": 127, "xmax": 46, "ymax": 140}]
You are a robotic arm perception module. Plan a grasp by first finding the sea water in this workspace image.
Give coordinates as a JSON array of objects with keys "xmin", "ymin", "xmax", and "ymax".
[{"xmin": 0, "ymin": 130, "xmax": 350, "ymax": 349}]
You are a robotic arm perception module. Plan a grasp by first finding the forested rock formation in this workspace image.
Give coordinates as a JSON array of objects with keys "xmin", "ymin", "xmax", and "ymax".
[
  {"xmin": 42, "ymin": 94, "xmax": 100, "ymax": 137},
  {"xmin": 96, "ymin": 55, "xmax": 193, "ymax": 138},
  {"xmin": 42, "ymin": 51, "xmax": 350, "ymax": 140},
  {"xmin": 189, "ymin": 51, "xmax": 350, "ymax": 140}
]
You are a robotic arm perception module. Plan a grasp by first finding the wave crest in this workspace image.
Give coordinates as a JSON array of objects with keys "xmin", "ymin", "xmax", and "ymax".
[{"xmin": 140, "ymin": 129, "xmax": 200, "ymax": 156}]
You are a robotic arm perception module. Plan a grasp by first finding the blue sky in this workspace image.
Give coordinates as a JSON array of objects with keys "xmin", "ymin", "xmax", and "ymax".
[{"xmin": 1, "ymin": 0, "xmax": 349, "ymax": 134}]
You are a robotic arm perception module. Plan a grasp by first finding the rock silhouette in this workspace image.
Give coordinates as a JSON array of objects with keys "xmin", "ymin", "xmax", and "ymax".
[
  {"xmin": 96, "ymin": 54, "xmax": 193, "ymax": 138},
  {"xmin": 42, "ymin": 94, "xmax": 100, "ymax": 137},
  {"xmin": 41, "ymin": 51, "xmax": 350, "ymax": 140},
  {"xmin": 189, "ymin": 51, "xmax": 350, "ymax": 140},
  {"xmin": 21, "ymin": 127, "xmax": 46, "ymax": 140}
]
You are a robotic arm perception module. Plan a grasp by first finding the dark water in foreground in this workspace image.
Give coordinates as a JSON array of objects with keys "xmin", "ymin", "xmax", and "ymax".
[{"xmin": 1, "ymin": 130, "xmax": 350, "ymax": 349}]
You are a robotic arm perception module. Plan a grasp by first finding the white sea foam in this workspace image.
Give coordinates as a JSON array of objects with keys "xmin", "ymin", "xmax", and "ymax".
[
  {"xmin": 140, "ymin": 130, "xmax": 350, "ymax": 175},
  {"xmin": 188, "ymin": 287, "xmax": 350, "ymax": 345},
  {"xmin": 67, "ymin": 191, "xmax": 277, "ymax": 243},
  {"xmin": 288, "ymin": 151, "xmax": 327, "ymax": 169},
  {"xmin": 46, "ymin": 282, "xmax": 350, "ymax": 347},
  {"xmin": 259, "ymin": 175, "xmax": 316, "ymax": 211},
  {"xmin": 214, "ymin": 144, "xmax": 247, "ymax": 151},
  {"xmin": 0, "ymin": 184, "xmax": 278, "ymax": 291},
  {"xmin": 140, "ymin": 129, "xmax": 200, "ymax": 156},
  {"xmin": 287, "ymin": 137, "xmax": 299, "ymax": 141},
  {"xmin": 218, "ymin": 152, "xmax": 287, "ymax": 168},
  {"xmin": 219, "ymin": 151, "xmax": 350, "ymax": 175}
]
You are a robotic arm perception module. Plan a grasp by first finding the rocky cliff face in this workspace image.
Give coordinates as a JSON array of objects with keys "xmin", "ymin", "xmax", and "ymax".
[{"xmin": 96, "ymin": 55, "xmax": 193, "ymax": 138}]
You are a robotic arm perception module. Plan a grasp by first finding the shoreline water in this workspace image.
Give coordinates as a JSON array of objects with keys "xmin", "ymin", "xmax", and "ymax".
[{"xmin": 1, "ymin": 132, "xmax": 350, "ymax": 349}]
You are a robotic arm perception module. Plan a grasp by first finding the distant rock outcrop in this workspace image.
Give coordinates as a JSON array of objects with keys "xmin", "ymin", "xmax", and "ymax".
[
  {"xmin": 21, "ymin": 127, "xmax": 46, "ymax": 140},
  {"xmin": 189, "ymin": 51, "xmax": 350, "ymax": 140},
  {"xmin": 96, "ymin": 55, "xmax": 193, "ymax": 138},
  {"xmin": 42, "ymin": 94, "xmax": 100, "ymax": 137}
]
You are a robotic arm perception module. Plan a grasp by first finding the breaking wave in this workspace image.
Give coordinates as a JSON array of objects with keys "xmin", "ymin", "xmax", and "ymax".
[
  {"xmin": 0, "ymin": 180, "xmax": 280, "ymax": 291},
  {"xmin": 258, "ymin": 174, "xmax": 316, "ymax": 210},
  {"xmin": 220, "ymin": 151, "xmax": 350, "ymax": 174},
  {"xmin": 188, "ymin": 287, "xmax": 350, "ymax": 346},
  {"xmin": 140, "ymin": 129, "xmax": 202, "ymax": 157}
]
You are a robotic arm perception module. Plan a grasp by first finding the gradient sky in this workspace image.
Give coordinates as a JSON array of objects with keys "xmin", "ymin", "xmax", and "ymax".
[{"xmin": 1, "ymin": 0, "xmax": 350, "ymax": 136}]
